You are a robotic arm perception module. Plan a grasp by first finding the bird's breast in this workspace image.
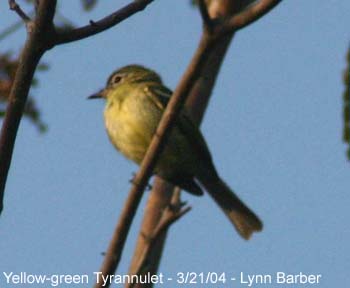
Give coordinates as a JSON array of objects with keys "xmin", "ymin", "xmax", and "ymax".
[{"xmin": 103, "ymin": 95, "xmax": 159, "ymax": 164}]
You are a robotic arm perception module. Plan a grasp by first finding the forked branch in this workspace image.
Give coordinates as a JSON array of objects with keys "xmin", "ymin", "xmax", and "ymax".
[{"xmin": 128, "ymin": 191, "xmax": 191, "ymax": 288}]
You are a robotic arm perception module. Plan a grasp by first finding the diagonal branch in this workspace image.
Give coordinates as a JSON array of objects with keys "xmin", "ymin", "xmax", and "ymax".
[
  {"xmin": 53, "ymin": 0, "xmax": 154, "ymax": 46},
  {"xmin": 9, "ymin": 0, "xmax": 31, "ymax": 23},
  {"xmin": 222, "ymin": 0, "xmax": 283, "ymax": 33},
  {"xmin": 131, "ymin": 205, "xmax": 192, "ymax": 277},
  {"xmin": 127, "ymin": 177, "xmax": 175, "ymax": 283},
  {"xmin": 0, "ymin": 0, "xmax": 57, "ymax": 215},
  {"xmin": 0, "ymin": 10, "xmax": 36, "ymax": 42},
  {"xmin": 128, "ymin": 196, "xmax": 191, "ymax": 288}
]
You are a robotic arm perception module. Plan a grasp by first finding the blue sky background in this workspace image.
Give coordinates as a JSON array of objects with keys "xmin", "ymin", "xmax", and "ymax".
[{"xmin": 1, "ymin": 1, "xmax": 349, "ymax": 287}]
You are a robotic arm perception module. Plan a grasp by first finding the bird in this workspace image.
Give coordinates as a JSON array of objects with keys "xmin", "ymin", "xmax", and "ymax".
[{"xmin": 89, "ymin": 64, "xmax": 262, "ymax": 239}]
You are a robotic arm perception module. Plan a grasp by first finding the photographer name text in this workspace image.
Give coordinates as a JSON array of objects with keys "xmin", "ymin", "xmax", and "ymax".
[{"xmin": 2, "ymin": 271, "xmax": 322, "ymax": 286}]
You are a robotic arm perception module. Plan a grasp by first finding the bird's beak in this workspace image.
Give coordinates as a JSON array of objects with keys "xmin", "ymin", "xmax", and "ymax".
[{"xmin": 88, "ymin": 89, "xmax": 106, "ymax": 100}]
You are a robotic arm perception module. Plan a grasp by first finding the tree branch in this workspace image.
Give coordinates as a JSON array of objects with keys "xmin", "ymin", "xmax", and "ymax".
[
  {"xmin": 222, "ymin": 0, "xmax": 283, "ymax": 33},
  {"xmin": 33, "ymin": 0, "xmax": 57, "ymax": 34},
  {"xmin": 53, "ymin": 0, "xmax": 154, "ymax": 46},
  {"xmin": 0, "ymin": 0, "xmax": 57, "ymax": 215},
  {"xmin": 128, "ymin": 195, "xmax": 191, "ymax": 288},
  {"xmin": 9, "ymin": 0, "xmax": 31, "ymax": 23},
  {"xmin": 128, "ymin": 177, "xmax": 174, "ymax": 282},
  {"xmin": 0, "ymin": 10, "xmax": 36, "ymax": 42}
]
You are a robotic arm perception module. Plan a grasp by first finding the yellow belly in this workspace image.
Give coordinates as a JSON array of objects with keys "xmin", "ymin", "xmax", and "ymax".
[{"xmin": 103, "ymin": 88, "xmax": 197, "ymax": 177}]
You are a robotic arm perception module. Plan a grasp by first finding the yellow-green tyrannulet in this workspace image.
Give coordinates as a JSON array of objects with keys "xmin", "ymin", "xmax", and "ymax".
[{"xmin": 89, "ymin": 65, "xmax": 262, "ymax": 239}]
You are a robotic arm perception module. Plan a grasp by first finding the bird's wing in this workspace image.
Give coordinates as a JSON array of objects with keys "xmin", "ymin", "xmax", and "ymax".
[
  {"xmin": 177, "ymin": 109, "xmax": 214, "ymax": 166},
  {"xmin": 144, "ymin": 84, "xmax": 172, "ymax": 110},
  {"xmin": 146, "ymin": 83, "xmax": 214, "ymax": 166}
]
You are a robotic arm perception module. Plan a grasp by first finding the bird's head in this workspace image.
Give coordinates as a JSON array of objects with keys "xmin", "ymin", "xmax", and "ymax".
[{"xmin": 88, "ymin": 64, "xmax": 162, "ymax": 100}]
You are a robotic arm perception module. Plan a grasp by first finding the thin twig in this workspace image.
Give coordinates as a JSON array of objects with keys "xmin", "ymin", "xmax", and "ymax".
[
  {"xmin": 9, "ymin": 0, "xmax": 31, "ymax": 23},
  {"xmin": 221, "ymin": 0, "xmax": 282, "ymax": 33},
  {"xmin": 170, "ymin": 187, "xmax": 182, "ymax": 206},
  {"xmin": 127, "ymin": 177, "xmax": 175, "ymax": 282},
  {"xmin": 0, "ymin": 0, "xmax": 57, "ymax": 215},
  {"xmin": 129, "ymin": 204, "xmax": 191, "ymax": 288},
  {"xmin": 53, "ymin": 0, "xmax": 154, "ymax": 46},
  {"xmin": 0, "ymin": 11, "xmax": 35, "ymax": 42}
]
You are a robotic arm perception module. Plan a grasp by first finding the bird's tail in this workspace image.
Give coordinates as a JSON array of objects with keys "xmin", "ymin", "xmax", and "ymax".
[{"xmin": 199, "ymin": 174, "xmax": 263, "ymax": 240}]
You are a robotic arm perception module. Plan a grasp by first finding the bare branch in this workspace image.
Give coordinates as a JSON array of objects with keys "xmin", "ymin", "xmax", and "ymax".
[
  {"xmin": 0, "ymin": 0, "xmax": 57, "ymax": 214},
  {"xmin": 93, "ymin": 174, "xmax": 156, "ymax": 288},
  {"xmin": 170, "ymin": 187, "xmax": 182, "ymax": 206},
  {"xmin": 0, "ymin": 10, "xmax": 35, "ymax": 42},
  {"xmin": 198, "ymin": 0, "xmax": 213, "ymax": 31},
  {"xmin": 128, "ymin": 203, "xmax": 191, "ymax": 288},
  {"xmin": 9, "ymin": 0, "xmax": 31, "ymax": 23},
  {"xmin": 33, "ymin": 0, "xmax": 57, "ymax": 33},
  {"xmin": 53, "ymin": 0, "xmax": 154, "ymax": 46},
  {"xmin": 127, "ymin": 177, "xmax": 175, "ymax": 281},
  {"xmin": 223, "ymin": 0, "xmax": 282, "ymax": 32}
]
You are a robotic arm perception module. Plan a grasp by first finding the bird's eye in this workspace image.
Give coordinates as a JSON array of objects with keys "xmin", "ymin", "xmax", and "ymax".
[{"xmin": 113, "ymin": 75, "xmax": 122, "ymax": 84}]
